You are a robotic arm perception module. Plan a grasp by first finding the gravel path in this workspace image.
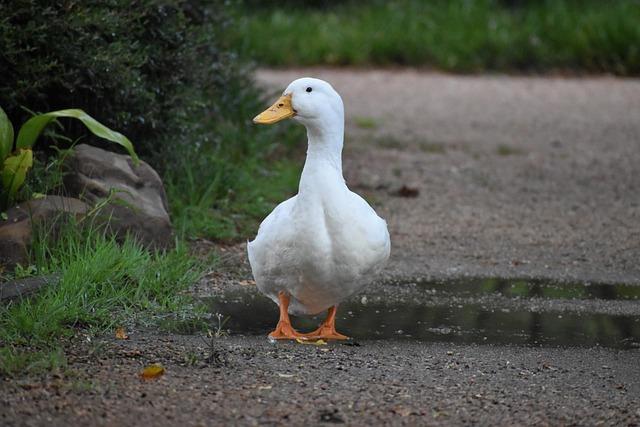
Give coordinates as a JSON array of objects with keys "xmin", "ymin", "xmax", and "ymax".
[
  {"xmin": 2, "ymin": 334, "xmax": 639, "ymax": 426},
  {"xmin": 2, "ymin": 70, "xmax": 639, "ymax": 426},
  {"xmin": 257, "ymin": 69, "xmax": 640, "ymax": 285}
]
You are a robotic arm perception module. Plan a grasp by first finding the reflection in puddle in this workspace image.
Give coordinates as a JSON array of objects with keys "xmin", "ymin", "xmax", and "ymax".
[
  {"xmin": 413, "ymin": 277, "xmax": 640, "ymax": 301},
  {"xmin": 203, "ymin": 279, "xmax": 640, "ymax": 349}
]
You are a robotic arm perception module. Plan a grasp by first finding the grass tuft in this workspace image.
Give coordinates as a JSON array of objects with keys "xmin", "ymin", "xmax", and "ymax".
[
  {"xmin": 0, "ymin": 346, "xmax": 67, "ymax": 378},
  {"xmin": 0, "ymin": 220, "xmax": 205, "ymax": 376},
  {"xmin": 496, "ymin": 144, "xmax": 524, "ymax": 156},
  {"xmin": 165, "ymin": 120, "xmax": 305, "ymax": 241},
  {"xmin": 354, "ymin": 116, "xmax": 378, "ymax": 129}
]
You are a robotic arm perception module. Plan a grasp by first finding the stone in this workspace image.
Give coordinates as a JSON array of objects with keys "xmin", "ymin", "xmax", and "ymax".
[
  {"xmin": 0, "ymin": 196, "xmax": 89, "ymax": 269},
  {"xmin": 63, "ymin": 144, "xmax": 174, "ymax": 250},
  {"xmin": 0, "ymin": 274, "xmax": 60, "ymax": 302}
]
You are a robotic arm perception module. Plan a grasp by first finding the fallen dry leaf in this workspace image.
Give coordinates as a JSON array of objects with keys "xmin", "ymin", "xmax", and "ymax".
[
  {"xmin": 115, "ymin": 327, "xmax": 129, "ymax": 340},
  {"xmin": 140, "ymin": 363, "xmax": 165, "ymax": 380},
  {"xmin": 295, "ymin": 338, "xmax": 327, "ymax": 346}
]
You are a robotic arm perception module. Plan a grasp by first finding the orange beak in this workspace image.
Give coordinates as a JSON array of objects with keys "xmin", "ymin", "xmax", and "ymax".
[{"xmin": 253, "ymin": 94, "xmax": 296, "ymax": 125}]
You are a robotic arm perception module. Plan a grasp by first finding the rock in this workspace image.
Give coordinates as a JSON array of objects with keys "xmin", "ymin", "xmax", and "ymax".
[
  {"xmin": 0, "ymin": 196, "xmax": 89, "ymax": 269},
  {"xmin": 63, "ymin": 144, "xmax": 174, "ymax": 250},
  {"xmin": 0, "ymin": 274, "xmax": 60, "ymax": 302}
]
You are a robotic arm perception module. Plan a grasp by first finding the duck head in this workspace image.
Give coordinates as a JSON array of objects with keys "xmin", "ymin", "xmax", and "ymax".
[{"xmin": 253, "ymin": 77, "xmax": 344, "ymax": 132}]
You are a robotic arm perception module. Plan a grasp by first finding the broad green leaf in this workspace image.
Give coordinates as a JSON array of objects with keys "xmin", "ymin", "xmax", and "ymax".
[
  {"xmin": 0, "ymin": 107, "xmax": 14, "ymax": 161},
  {"xmin": 2, "ymin": 149, "xmax": 33, "ymax": 201},
  {"xmin": 16, "ymin": 109, "xmax": 138, "ymax": 163},
  {"xmin": 15, "ymin": 114, "xmax": 55, "ymax": 149}
]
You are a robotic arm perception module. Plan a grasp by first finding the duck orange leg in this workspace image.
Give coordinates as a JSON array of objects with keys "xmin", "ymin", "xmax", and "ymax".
[
  {"xmin": 303, "ymin": 305, "xmax": 349, "ymax": 340},
  {"xmin": 269, "ymin": 291, "xmax": 308, "ymax": 340}
]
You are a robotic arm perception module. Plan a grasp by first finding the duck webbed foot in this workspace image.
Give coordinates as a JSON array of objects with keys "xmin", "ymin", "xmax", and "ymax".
[
  {"xmin": 269, "ymin": 291, "xmax": 308, "ymax": 340},
  {"xmin": 303, "ymin": 305, "xmax": 349, "ymax": 341}
]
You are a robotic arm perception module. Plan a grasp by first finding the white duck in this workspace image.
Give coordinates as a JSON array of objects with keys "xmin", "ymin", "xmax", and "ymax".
[{"xmin": 248, "ymin": 78, "xmax": 390, "ymax": 340}]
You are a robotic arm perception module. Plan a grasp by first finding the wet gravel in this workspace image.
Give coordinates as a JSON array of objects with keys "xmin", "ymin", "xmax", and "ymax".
[{"xmin": 363, "ymin": 279, "xmax": 640, "ymax": 317}]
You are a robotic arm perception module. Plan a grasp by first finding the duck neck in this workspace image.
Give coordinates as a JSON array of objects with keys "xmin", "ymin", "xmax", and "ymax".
[{"xmin": 299, "ymin": 118, "xmax": 345, "ymax": 194}]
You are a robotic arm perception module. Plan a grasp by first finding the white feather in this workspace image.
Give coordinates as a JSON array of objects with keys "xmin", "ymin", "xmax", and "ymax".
[{"xmin": 248, "ymin": 77, "xmax": 390, "ymax": 315}]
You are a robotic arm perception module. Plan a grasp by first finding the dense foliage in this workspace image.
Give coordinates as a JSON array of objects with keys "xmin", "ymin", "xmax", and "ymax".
[
  {"xmin": 0, "ymin": 0, "xmax": 246, "ymax": 156},
  {"xmin": 0, "ymin": 0, "xmax": 303, "ymax": 238}
]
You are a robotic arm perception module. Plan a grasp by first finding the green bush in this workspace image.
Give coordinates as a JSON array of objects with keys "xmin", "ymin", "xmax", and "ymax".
[
  {"xmin": 0, "ymin": 0, "xmax": 245, "ymax": 157},
  {"xmin": 0, "ymin": 0, "xmax": 304, "ymax": 240}
]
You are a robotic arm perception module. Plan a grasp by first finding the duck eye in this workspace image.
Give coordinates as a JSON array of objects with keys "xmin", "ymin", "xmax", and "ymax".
[{"xmin": 306, "ymin": 87, "xmax": 312, "ymax": 93}]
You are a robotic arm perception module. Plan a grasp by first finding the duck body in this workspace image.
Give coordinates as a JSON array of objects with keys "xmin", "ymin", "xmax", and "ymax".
[
  {"xmin": 248, "ymin": 149, "xmax": 390, "ymax": 315},
  {"xmin": 248, "ymin": 77, "xmax": 390, "ymax": 325}
]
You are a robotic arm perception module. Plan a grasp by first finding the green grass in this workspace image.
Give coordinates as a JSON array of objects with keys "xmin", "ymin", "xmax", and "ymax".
[
  {"xmin": 0, "ymin": 221, "xmax": 205, "ymax": 376},
  {"xmin": 496, "ymin": 144, "xmax": 524, "ymax": 156},
  {"xmin": 165, "ymin": 119, "xmax": 305, "ymax": 241},
  {"xmin": 354, "ymin": 116, "xmax": 378, "ymax": 129},
  {"xmin": 232, "ymin": 0, "xmax": 640, "ymax": 75},
  {"xmin": 0, "ymin": 346, "xmax": 67, "ymax": 377}
]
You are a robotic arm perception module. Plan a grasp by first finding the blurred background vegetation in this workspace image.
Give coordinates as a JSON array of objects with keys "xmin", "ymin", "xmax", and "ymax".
[
  {"xmin": 2, "ymin": 0, "xmax": 638, "ymax": 242},
  {"xmin": 234, "ymin": 0, "xmax": 640, "ymax": 75}
]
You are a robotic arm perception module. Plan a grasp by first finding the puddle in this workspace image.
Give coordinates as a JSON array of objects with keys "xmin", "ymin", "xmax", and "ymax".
[
  {"xmin": 411, "ymin": 277, "xmax": 640, "ymax": 301},
  {"xmin": 203, "ymin": 279, "xmax": 640, "ymax": 349}
]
